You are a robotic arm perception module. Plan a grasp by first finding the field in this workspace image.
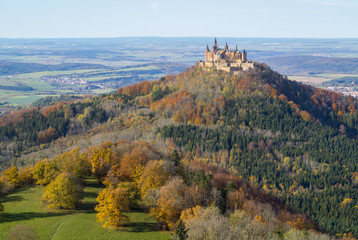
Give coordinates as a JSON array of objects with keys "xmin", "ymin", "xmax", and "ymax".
[
  {"xmin": 0, "ymin": 179, "xmax": 170, "ymax": 240},
  {"xmin": 1, "ymin": 37, "xmax": 358, "ymax": 107},
  {"xmin": 0, "ymin": 66, "xmax": 165, "ymax": 106}
]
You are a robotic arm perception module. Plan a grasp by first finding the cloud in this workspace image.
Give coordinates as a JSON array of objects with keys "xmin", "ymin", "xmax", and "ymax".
[{"xmin": 150, "ymin": 1, "xmax": 160, "ymax": 10}]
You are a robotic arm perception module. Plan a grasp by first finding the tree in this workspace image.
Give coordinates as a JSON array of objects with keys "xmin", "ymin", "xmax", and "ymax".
[
  {"xmin": 116, "ymin": 181, "xmax": 140, "ymax": 208},
  {"xmin": 88, "ymin": 142, "xmax": 117, "ymax": 181},
  {"xmin": 138, "ymin": 160, "xmax": 170, "ymax": 200},
  {"xmin": 42, "ymin": 172, "xmax": 84, "ymax": 210},
  {"xmin": 17, "ymin": 167, "xmax": 34, "ymax": 186},
  {"xmin": 55, "ymin": 148, "xmax": 91, "ymax": 180},
  {"xmin": 1, "ymin": 166, "xmax": 19, "ymax": 186},
  {"xmin": 95, "ymin": 186, "xmax": 131, "ymax": 229},
  {"xmin": 150, "ymin": 177, "xmax": 186, "ymax": 230},
  {"xmin": 169, "ymin": 149, "xmax": 180, "ymax": 167},
  {"xmin": 33, "ymin": 159, "xmax": 59, "ymax": 185},
  {"xmin": 119, "ymin": 147, "xmax": 149, "ymax": 181},
  {"xmin": 174, "ymin": 219, "xmax": 188, "ymax": 240}
]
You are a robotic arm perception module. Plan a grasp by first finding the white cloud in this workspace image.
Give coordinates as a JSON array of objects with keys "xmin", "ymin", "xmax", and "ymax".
[{"xmin": 150, "ymin": 1, "xmax": 160, "ymax": 10}]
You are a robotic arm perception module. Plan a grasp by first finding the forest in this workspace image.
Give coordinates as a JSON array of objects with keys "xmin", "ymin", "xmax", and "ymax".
[{"xmin": 0, "ymin": 63, "xmax": 357, "ymax": 239}]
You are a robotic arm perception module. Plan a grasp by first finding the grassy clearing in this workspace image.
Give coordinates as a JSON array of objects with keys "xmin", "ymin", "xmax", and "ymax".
[
  {"xmin": 315, "ymin": 73, "xmax": 358, "ymax": 79},
  {"xmin": 288, "ymin": 75, "xmax": 331, "ymax": 84},
  {"xmin": 0, "ymin": 179, "xmax": 170, "ymax": 240}
]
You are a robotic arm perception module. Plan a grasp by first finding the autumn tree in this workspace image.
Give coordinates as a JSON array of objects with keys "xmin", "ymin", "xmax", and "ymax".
[
  {"xmin": 17, "ymin": 167, "xmax": 35, "ymax": 186},
  {"xmin": 88, "ymin": 141, "xmax": 118, "ymax": 181},
  {"xmin": 138, "ymin": 160, "xmax": 170, "ymax": 201},
  {"xmin": 37, "ymin": 126, "xmax": 58, "ymax": 143},
  {"xmin": 103, "ymin": 164, "xmax": 121, "ymax": 187},
  {"xmin": 95, "ymin": 186, "xmax": 131, "ymax": 229},
  {"xmin": 33, "ymin": 159, "xmax": 59, "ymax": 185},
  {"xmin": 119, "ymin": 147, "xmax": 149, "ymax": 181},
  {"xmin": 180, "ymin": 206, "xmax": 230, "ymax": 240},
  {"xmin": 150, "ymin": 177, "xmax": 186, "ymax": 229},
  {"xmin": 42, "ymin": 172, "xmax": 84, "ymax": 210},
  {"xmin": 1, "ymin": 166, "xmax": 19, "ymax": 187},
  {"xmin": 55, "ymin": 148, "xmax": 90, "ymax": 179}
]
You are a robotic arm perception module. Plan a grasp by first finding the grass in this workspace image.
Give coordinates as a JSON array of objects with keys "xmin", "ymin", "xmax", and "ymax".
[
  {"xmin": 288, "ymin": 75, "xmax": 330, "ymax": 84},
  {"xmin": 0, "ymin": 179, "xmax": 170, "ymax": 240},
  {"xmin": 0, "ymin": 64, "xmax": 161, "ymax": 105},
  {"xmin": 315, "ymin": 73, "xmax": 358, "ymax": 79}
]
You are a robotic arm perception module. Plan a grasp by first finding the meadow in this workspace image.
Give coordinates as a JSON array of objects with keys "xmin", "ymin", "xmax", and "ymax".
[{"xmin": 0, "ymin": 179, "xmax": 170, "ymax": 240}]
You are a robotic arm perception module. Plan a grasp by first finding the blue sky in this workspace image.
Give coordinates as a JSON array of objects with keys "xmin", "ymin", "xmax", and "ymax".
[{"xmin": 0, "ymin": 0, "xmax": 357, "ymax": 38}]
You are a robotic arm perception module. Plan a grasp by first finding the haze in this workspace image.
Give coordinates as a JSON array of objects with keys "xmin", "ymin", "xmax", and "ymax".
[{"xmin": 0, "ymin": 0, "xmax": 357, "ymax": 38}]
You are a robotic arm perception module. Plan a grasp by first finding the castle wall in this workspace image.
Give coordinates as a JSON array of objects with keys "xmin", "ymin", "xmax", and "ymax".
[{"xmin": 203, "ymin": 40, "xmax": 255, "ymax": 73}]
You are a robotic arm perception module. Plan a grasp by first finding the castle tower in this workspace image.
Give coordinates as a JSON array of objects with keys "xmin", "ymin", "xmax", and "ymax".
[
  {"xmin": 241, "ymin": 49, "xmax": 247, "ymax": 62},
  {"xmin": 212, "ymin": 38, "xmax": 218, "ymax": 52},
  {"xmin": 201, "ymin": 38, "xmax": 254, "ymax": 72}
]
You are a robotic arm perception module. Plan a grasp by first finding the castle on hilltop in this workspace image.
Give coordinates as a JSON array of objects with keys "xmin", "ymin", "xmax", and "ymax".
[{"xmin": 199, "ymin": 38, "xmax": 255, "ymax": 74}]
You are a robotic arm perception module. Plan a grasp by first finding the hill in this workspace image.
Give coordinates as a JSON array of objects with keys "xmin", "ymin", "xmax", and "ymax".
[{"xmin": 0, "ymin": 63, "xmax": 357, "ymax": 239}]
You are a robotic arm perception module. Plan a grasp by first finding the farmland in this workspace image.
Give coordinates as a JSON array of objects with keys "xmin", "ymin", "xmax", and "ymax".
[{"xmin": 1, "ymin": 37, "xmax": 358, "ymax": 108}]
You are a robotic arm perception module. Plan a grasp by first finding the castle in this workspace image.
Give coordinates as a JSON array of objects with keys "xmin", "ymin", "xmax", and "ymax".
[{"xmin": 199, "ymin": 38, "xmax": 255, "ymax": 74}]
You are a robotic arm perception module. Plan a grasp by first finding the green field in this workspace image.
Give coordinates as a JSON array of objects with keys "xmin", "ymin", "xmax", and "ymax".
[
  {"xmin": 0, "ymin": 179, "xmax": 170, "ymax": 240},
  {"xmin": 0, "ymin": 64, "xmax": 164, "ymax": 106}
]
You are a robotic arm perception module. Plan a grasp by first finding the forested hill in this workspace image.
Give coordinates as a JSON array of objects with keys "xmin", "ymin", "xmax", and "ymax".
[{"xmin": 0, "ymin": 63, "xmax": 358, "ymax": 238}]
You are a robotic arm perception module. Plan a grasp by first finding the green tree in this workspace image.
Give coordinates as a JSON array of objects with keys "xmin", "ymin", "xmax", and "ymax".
[{"xmin": 174, "ymin": 219, "xmax": 188, "ymax": 240}]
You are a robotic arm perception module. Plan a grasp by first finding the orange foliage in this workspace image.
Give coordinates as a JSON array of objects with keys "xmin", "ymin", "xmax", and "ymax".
[
  {"xmin": 37, "ymin": 126, "xmax": 58, "ymax": 143},
  {"xmin": 119, "ymin": 147, "xmax": 149, "ymax": 181},
  {"xmin": 41, "ymin": 102, "xmax": 65, "ymax": 118},
  {"xmin": 288, "ymin": 214, "xmax": 315, "ymax": 230},
  {"xmin": 118, "ymin": 80, "xmax": 154, "ymax": 97}
]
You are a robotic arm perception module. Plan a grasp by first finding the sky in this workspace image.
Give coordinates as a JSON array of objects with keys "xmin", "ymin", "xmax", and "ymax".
[{"xmin": 0, "ymin": 0, "xmax": 357, "ymax": 38}]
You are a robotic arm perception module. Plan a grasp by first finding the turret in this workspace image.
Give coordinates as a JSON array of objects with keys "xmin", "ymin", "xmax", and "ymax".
[
  {"xmin": 206, "ymin": 45, "xmax": 210, "ymax": 52},
  {"xmin": 214, "ymin": 37, "xmax": 217, "ymax": 47},
  {"xmin": 224, "ymin": 42, "xmax": 228, "ymax": 50},
  {"xmin": 241, "ymin": 49, "xmax": 247, "ymax": 62}
]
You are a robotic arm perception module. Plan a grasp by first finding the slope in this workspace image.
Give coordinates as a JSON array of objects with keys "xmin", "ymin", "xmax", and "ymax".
[{"xmin": 0, "ymin": 63, "xmax": 357, "ymax": 237}]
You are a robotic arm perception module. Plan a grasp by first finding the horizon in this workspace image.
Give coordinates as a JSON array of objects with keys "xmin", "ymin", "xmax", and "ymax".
[{"xmin": 2, "ymin": 36, "xmax": 358, "ymax": 40}]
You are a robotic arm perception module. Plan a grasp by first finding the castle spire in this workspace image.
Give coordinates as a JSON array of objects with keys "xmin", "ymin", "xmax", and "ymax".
[
  {"xmin": 225, "ymin": 42, "xmax": 228, "ymax": 48},
  {"xmin": 206, "ymin": 45, "xmax": 210, "ymax": 51},
  {"xmin": 214, "ymin": 37, "xmax": 217, "ymax": 47},
  {"xmin": 236, "ymin": 44, "xmax": 238, "ymax": 51}
]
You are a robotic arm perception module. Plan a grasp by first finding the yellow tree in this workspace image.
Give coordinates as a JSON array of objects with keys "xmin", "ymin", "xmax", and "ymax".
[
  {"xmin": 42, "ymin": 172, "xmax": 84, "ymax": 210},
  {"xmin": 95, "ymin": 186, "xmax": 131, "ymax": 229},
  {"xmin": 17, "ymin": 167, "xmax": 34, "ymax": 186},
  {"xmin": 55, "ymin": 148, "xmax": 91, "ymax": 179},
  {"xmin": 138, "ymin": 160, "xmax": 170, "ymax": 199},
  {"xmin": 88, "ymin": 142, "xmax": 118, "ymax": 181},
  {"xmin": 1, "ymin": 166, "xmax": 19, "ymax": 186},
  {"xmin": 33, "ymin": 159, "xmax": 59, "ymax": 185}
]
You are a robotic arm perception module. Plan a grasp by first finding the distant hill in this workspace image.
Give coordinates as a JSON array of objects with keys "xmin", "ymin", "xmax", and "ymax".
[
  {"xmin": 0, "ymin": 61, "xmax": 109, "ymax": 75},
  {"xmin": 264, "ymin": 55, "xmax": 358, "ymax": 75},
  {"xmin": 0, "ymin": 63, "xmax": 357, "ymax": 238}
]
